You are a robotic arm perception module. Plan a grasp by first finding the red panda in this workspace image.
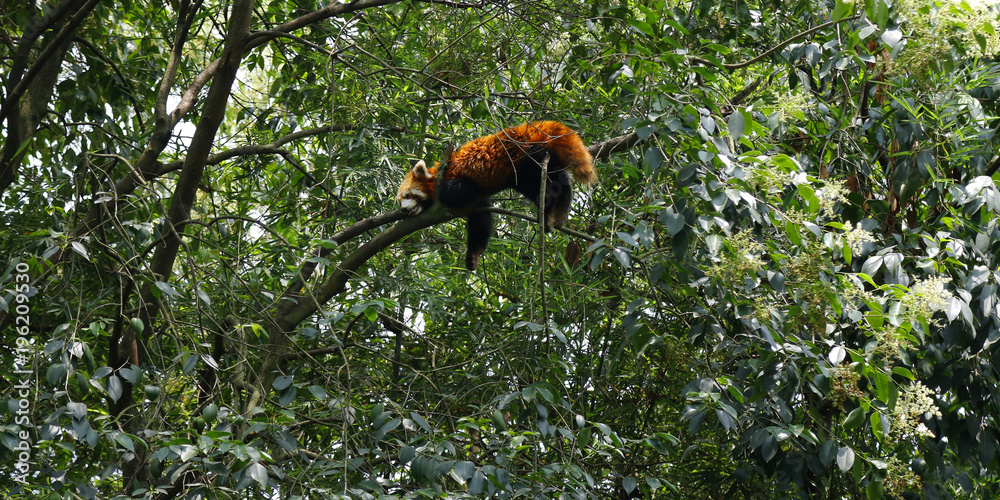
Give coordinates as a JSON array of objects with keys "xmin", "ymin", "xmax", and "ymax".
[{"xmin": 396, "ymin": 121, "xmax": 596, "ymax": 270}]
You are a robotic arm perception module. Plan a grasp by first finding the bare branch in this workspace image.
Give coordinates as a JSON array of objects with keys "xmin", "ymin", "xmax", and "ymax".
[
  {"xmin": 689, "ymin": 15, "xmax": 862, "ymax": 71},
  {"xmin": 157, "ymin": 0, "xmax": 205, "ymax": 121},
  {"xmin": 588, "ymin": 131, "xmax": 643, "ymax": 161}
]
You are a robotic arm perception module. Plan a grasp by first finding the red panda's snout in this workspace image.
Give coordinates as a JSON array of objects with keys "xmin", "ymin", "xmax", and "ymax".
[
  {"xmin": 396, "ymin": 160, "xmax": 435, "ymax": 215},
  {"xmin": 397, "ymin": 193, "xmax": 427, "ymax": 215}
]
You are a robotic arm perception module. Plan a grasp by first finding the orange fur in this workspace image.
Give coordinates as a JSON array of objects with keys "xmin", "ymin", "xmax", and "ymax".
[{"xmin": 396, "ymin": 121, "xmax": 595, "ymax": 212}]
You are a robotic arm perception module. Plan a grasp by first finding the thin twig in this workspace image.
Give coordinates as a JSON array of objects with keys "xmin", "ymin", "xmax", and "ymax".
[{"xmin": 689, "ymin": 15, "xmax": 862, "ymax": 71}]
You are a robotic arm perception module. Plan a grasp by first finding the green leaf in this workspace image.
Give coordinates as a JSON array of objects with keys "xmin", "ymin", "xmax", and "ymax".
[
  {"xmin": 493, "ymin": 410, "xmax": 508, "ymax": 432},
  {"xmin": 66, "ymin": 401, "xmax": 87, "ymax": 419},
  {"xmin": 612, "ymin": 247, "xmax": 631, "ymax": 268},
  {"xmin": 578, "ymin": 427, "xmax": 593, "ymax": 447},
  {"xmin": 410, "ymin": 412, "xmax": 431, "ymax": 433},
  {"xmin": 843, "ymin": 407, "xmax": 865, "ymax": 429},
  {"xmin": 785, "ymin": 221, "xmax": 802, "ymax": 246},
  {"xmin": 114, "ymin": 433, "xmax": 135, "ymax": 452},
  {"xmin": 820, "ymin": 439, "xmax": 838, "ymax": 466},
  {"xmin": 196, "ymin": 288, "xmax": 211, "ymax": 306},
  {"xmin": 307, "ymin": 385, "xmax": 327, "ymax": 401},
  {"xmin": 469, "ymin": 470, "xmax": 486, "ymax": 494},
  {"xmin": 399, "ymin": 445, "xmax": 415, "ymax": 464},
  {"xmin": 706, "ymin": 234, "xmax": 724, "ymax": 255},
  {"xmin": 644, "ymin": 146, "xmax": 662, "ymax": 170},
  {"xmin": 861, "ymin": 255, "xmax": 883, "ymax": 276},
  {"xmin": 662, "ymin": 210, "xmax": 685, "ymax": 236},
  {"xmin": 866, "ymin": 478, "xmax": 884, "ymax": 499},
  {"xmin": 202, "ymin": 403, "xmax": 219, "ymax": 422},
  {"xmin": 623, "ymin": 476, "xmax": 637, "ymax": 494},
  {"xmin": 836, "ymin": 446, "xmax": 855, "ymax": 472},
  {"xmin": 248, "ymin": 461, "xmax": 268, "ymax": 489},
  {"xmin": 272, "ymin": 375, "xmax": 293, "ymax": 391},
  {"xmin": 829, "ymin": 345, "xmax": 846, "ymax": 365},
  {"xmin": 70, "ymin": 241, "xmax": 90, "ymax": 261},
  {"xmin": 453, "ymin": 461, "xmax": 475, "ymax": 483},
  {"xmin": 626, "ymin": 19, "xmax": 654, "ymax": 37},
  {"xmin": 891, "ymin": 366, "xmax": 915, "ymax": 380},
  {"xmin": 46, "ymin": 363, "xmax": 67, "ymax": 385},
  {"xmin": 728, "ymin": 110, "xmax": 745, "ymax": 143},
  {"xmin": 831, "ymin": 0, "xmax": 850, "ymax": 22},
  {"xmin": 154, "ymin": 281, "xmax": 178, "ymax": 298}
]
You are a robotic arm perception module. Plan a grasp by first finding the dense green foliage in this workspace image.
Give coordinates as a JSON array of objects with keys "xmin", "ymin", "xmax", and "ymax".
[{"xmin": 2, "ymin": 0, "xmax": 1000, "ymax": 498}]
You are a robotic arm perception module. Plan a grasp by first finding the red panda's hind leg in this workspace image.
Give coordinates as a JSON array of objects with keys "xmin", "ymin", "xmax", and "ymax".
[
  {"xmin": 512, "ymin": 148, "xmax": 573, "ymax": 231},
  {"xmin": 547, "ymin": 171, "xmax": 572, "ymax": 229}
]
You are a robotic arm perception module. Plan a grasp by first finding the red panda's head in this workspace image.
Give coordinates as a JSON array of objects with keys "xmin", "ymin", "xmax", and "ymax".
[{"xmin": 396, "ymin": 160, "xmax": 436, "ymax": 214}]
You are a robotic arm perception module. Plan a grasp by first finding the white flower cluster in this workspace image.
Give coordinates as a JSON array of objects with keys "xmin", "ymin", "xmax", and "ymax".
[
  {"xmin": 746, "ymin": 163, "xmax": 792, "ymax": 193},
  {"xmin": 815, "ymin": 181, "xmax": 848, "ymax": 218},
  {"xmin": 705, "ymin": 231, "xmax": 765, "ymax": 287},
  {"xmin": 892, "ymin": 382, "xmax": 942, "ymax": 440},
  {"xmin": 895, "ymin": 0, "xmax": 1000, "ymax": 73},
  {"xmin": 774, "ymin": 91, "xmax": 813, "ymax": 121},
  {"xmin": 954, "ymin": 0, "xmax": 1000, "ymax": 59},
  {"xmin": 902, "ymin": 275, "xmax": 952, "ymax": 323},
  {"xmin": 842, "ymin": 221, "xmax": 877, "ymax": 255}
]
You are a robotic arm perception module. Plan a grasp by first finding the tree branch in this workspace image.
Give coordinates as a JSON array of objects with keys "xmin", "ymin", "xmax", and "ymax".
[
  {"xmin": 689, "ymin": 15, "xmax": 862, "ymax": 71},
  {"xmin": 0, "ymin": 0, "xmax": 100, "ymax": 124},
  {"xmin": 588, "ymin": 130, "xmax": 643, "ymax": 161},
  {"xmin": 3, "ymin": 0, "xmax": 81, "ymax": 97},
  {"xmin": 120, "ymin": 0, "xmax": 256, "ymax": 492},
  {"xmin": 0, "ymin": 0, "xmax": 100, "ymax": 196},
  {"xmin": 253, "ymin": 206, "xmax": 455, "ymax": 409}
]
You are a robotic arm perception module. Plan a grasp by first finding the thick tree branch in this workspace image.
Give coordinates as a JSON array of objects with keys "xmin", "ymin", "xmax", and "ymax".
[
  {"xmin": 118, "ymin": 0, "xmax": 256, "ymax": 493},
  {"xmin": 589, "ymin": 130, "xmax": 643, "ymax": 161},
  {"xmin": 157, "ymin": 0, "xmax": 204, "ymax": 120},
  {"xmin": 133, "ymin": 0, "xmax": 256, "ymax": 358},
  {"xmin": 0, "ymin": 0, "xmax": 100, "ymax": 196},
  {"xmin": 0, "ymin": 0, "xmax": 100, "ymax": 124}
]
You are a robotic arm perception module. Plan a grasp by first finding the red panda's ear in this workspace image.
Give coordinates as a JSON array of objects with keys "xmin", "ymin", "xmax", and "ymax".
[{"xmin": 412, "ymin": 160, "xmax": 430, "ymax": 178}]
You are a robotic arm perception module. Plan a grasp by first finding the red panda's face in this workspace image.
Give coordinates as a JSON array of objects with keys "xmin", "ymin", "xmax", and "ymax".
[{"xmin": 396, "ymin": 160, "xmax": 435, "ymax": 214}]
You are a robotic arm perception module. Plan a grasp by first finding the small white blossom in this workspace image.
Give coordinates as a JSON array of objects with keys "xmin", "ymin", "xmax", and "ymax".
[
  {"xmin": 843, "ymin": 221, "xmax": 877, "ymax": 255},
  {"xmin": 891, "ymin": 382, "xmax": 943, "ymax": 441},
  {"xmin": 815, "ymin": 181, "xmax": 848, "ymax": 217},
  {"xmin": 902, "ymin": 276, "xmax": 952, "ymax": 323},
  {"xmin": 915, "ymin": 423, "xmax": 935, "ymax": 438}
]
